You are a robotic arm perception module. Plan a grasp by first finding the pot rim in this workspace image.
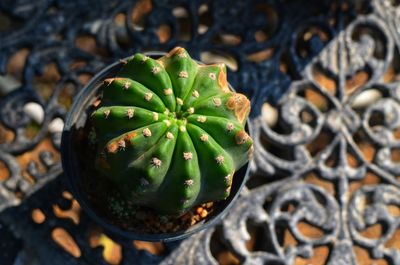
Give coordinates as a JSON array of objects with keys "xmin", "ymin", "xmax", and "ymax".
[{"xmin": 61, "ymin": 51, "xmax": 251, "ymax": 242}]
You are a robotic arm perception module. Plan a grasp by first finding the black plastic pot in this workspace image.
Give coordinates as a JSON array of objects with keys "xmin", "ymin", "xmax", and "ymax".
[{"xmin": 61, "ymin": 52, "xmax": 250, "ymax": 242}]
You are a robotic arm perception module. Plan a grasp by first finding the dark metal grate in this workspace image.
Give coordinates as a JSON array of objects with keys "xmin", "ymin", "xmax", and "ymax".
[{"xmin": 1, "ymin": 0, "xmax": 399, "ymax": 264}]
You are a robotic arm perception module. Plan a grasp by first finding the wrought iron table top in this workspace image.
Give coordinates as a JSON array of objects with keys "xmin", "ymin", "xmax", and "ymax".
[{"xmin": 1, "ymin": 0, "xmax": 400, "ymax": 264}]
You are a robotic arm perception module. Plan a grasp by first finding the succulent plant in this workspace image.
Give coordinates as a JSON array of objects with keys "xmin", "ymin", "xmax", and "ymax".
[{"xmin": 91, "ymin": 47, "xmax": 253, "ymax": 215}]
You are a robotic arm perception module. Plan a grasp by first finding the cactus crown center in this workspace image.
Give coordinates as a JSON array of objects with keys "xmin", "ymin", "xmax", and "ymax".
[{"xmin": 168, "ymin": 108, "xmax": 192, "ymax": 121}]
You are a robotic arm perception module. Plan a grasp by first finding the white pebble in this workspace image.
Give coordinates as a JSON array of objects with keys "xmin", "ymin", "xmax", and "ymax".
[
  {"xmin": 23, "ymin": 102, "xmax": 44, "ymax": 124},
  {"xmin": 351, "ymin": 89, "xmax": 382, "ymax": 108},
  {"xmin": 48, "ymin": 117, "xmax": 64, "ymax": 133},
  {"xmin": 261, "ymin": 103, "xmax": 278, "ymax": 127}
]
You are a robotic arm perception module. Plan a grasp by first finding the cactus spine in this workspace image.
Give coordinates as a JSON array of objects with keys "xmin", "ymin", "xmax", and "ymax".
[{"xmin": 92, "ymin": 47, "xmax": 253, "ymax": 215}]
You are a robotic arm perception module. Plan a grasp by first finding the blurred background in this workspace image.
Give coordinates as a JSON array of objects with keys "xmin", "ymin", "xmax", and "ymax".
[{"xmin": 1, "ymin": 0, "xmax": 400, "ymax": 264}]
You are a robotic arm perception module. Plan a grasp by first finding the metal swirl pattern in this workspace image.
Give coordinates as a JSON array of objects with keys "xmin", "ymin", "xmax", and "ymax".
[{"xmin": 1, "ymin": 0, "xmax": 399, "ymax": 264}]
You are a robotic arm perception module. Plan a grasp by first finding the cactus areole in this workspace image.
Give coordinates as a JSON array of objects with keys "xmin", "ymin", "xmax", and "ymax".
[{"xmin": 91, "ymin": 47, "xmax": 253, "ymax": 215}]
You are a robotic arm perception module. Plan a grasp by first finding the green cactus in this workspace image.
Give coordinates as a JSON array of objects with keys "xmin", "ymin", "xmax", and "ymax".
[{"xmin": 91, "ymin": 47, "xmax": 253, "ymax": 215}]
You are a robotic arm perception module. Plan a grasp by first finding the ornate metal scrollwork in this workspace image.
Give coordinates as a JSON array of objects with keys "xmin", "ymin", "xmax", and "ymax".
[{"xmin": 1, "ymin": 0, "xmax": 399, "ymax": 264}]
